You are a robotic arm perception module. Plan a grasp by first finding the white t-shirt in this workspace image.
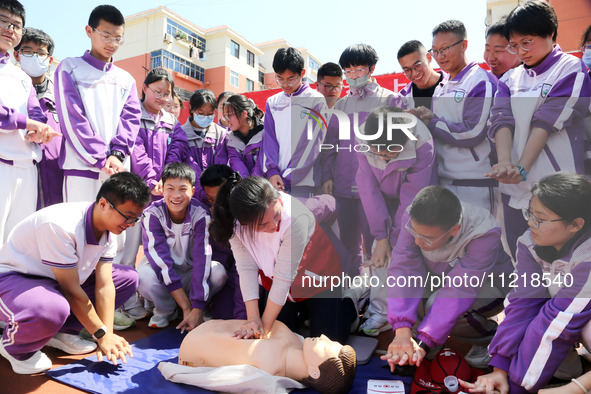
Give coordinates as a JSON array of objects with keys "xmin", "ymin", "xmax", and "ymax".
[{"xmin": 0, "ymin": 202, "xmax": 115, "ymax": 283}]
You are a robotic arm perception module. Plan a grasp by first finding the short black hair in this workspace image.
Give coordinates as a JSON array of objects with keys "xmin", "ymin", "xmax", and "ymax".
[
  {"xmin": 317, "ymin": 62, "xmax": 342, "ymax": 82},
  {"xmin": 359, "ymin": 106, "xmax": 411, "ymax": 147},
  {"xmin": 200, "ymin": 164, "xmax": 235, "ymax": 188},
  {"xmin": 397, "ymin": 40, "xmax": 426, "ymax": 60},
  {"xmin": 532, "ymin": 172, "xmax": 591, "ymax": 232},
  {"xmin": 96, "ymin": 172, "xmax": 150, "ymax": 208},
  {"xmin": 14, "ymin": 27, "xmax": 54, "ymax": 55},
  {"xmin": 88, "ymin": 4, "xmax": 125, "ymax": 29},
  {"xmin": 272, "ymin": 47, "xmax": 304, "ymax": 74},
  {"xmin": 161, "ymin": 162, "xmax": 196, "ymax": 187},
  {"xmin": 0, "ymin": 0, "xmax": 25, "ymax": 26},
  {"xmin": 189, "ymin": 89, "xmax": 217, "ymax": 112},
  {"xmin": 581, "ymin": 24, "xmax": 591, "ymax": 48},
  {"xmin": 485, "ymin": 17, "xmax": 507, "ymax": 39},
  {"xmin": 217, "ymin": 91, "xmax": 233, "ymax": 103},
  {"xmin": 339, "ymin": 44, "xmax": 379, "ymax": 68},
  {"xmin": 142, "ymin": 68, "xmax": 174, "ymax": 101},
  {"xmin": 505, "ymin": 0, "xmax": 558, "ymax": 42},
  {"xmin": 432, "ymin": 20, "xmax": 467, "ymax": 40},
  {"xmin": 409, "ymin": 186, "xmax": 462, "ymax": 229}
]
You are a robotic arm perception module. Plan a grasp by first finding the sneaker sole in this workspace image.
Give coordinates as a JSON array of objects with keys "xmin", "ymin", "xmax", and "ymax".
[
  {"xmin": 113, "ymin": 322, "xmax": 136, "ymax": 331},
  {"xmin": 45, "ymin": 337, "xmax": 97, "ymax": 355},
  {"xmin": 0, "ymin": 342, "xmax": 51, "ymax": 374}
]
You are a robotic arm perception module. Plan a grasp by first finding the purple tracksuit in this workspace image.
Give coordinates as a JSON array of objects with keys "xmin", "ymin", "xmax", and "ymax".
[
  {"xmin": 388, "ymin": 202, "xmax": 513, "ymax": 348},
  {"xmin": 489, "ymin": 228, "xmax": 591, "ymax": 393},
  {"xmin": 259, "ymin": 82, "xmax": 327, "ymax": 194},
  {"xmin": 488, "ymin": 45, "xmax": 591, "ymax": 257},
  {"xmin": 321, "ymin": 80, "xmax": 401, "ymax": 269},
  {"xmin": 131, "ymin": 104, "xmax": 188, "ymax": 194},
  {"xmin": 355, "ymin": 121, "xmax": 437, "ymax": 247},
  {"xmin": 35, "ymin": 76, "xmax": 64, "ymax": 207},
  {"xmin": 226, "ymin": 121, "xmax": 264, "ymax": 179}
]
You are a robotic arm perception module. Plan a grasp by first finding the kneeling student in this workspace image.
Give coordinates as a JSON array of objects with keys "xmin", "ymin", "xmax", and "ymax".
[
  {"xmin": 0, "ymin": 172, "xmax": 150, "ymax": 374},
  {"xmin": 138, "ymin": 162, "xmax": 226, "ymax": 331},
  {"xmin": 382, "ymin": 186, "xmax": 513, "ymax": 370}
]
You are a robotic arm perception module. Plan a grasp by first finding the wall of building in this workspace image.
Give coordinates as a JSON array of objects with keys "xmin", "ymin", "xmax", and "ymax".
[{"xmin": 549, "ymin": 0, "xmax": 591, "ymax": 52}]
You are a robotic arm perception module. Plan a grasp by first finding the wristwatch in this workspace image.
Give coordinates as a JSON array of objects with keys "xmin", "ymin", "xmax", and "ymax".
[
  {"xmin": 92, "ymin": 325, "xmax": 108, "ymax": 341},
  {"xmin": 414, "ymin": 337, "xmax": 431, "ymax": 354},
  {"xmin": 516, "ymin": 165, "xmax": 527, "ymax": 181},
  {"xmin": 109, "ymin": 150, "xmax": 125, "ymax": 163}
]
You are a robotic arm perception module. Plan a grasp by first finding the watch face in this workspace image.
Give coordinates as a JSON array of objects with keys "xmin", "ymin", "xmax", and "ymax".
[{"xmin": 94, "ymin": 328, "xmax": 106, "ymax": 339}]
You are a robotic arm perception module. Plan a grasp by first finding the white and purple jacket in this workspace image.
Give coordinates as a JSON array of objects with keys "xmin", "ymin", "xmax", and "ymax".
[
  {"xmin": 226, "ymin": 121, "xmax": 264, "ymax": 179},
  {"xmin": 388, "ymin": 202, "xmax": 513, "ymax": 348},
  {"xmin": 181, "ymin": 119, "xmax": 228, "ymax": 173},
  {"xmin": 489, "ymin": 228, "xmax": 591, "ymax": 392},
  {"xmin": 355, "ymin": 120, "xmax": 437, "ymax": 244},
  {"xmin": 131, "ymin": 104, "xmax": 188, "ymax": 192},
  {"xmin": 55, "ymin": 51, "xmax": 141, "ymax": 176},
  {"xmin": 321, "ymin": 80, "xmax": 401, "ymax": 199},
  {"xmin": 488, "ymin": 45, "xmax": 591, "ymax": 210},
  {"xmin": 259, "ymin": 82, "xmax": 327, "ymax": 190},
  {"xmin": 429, "ymin": 62, "xmax": 498, "ymax": 187},
  {"xmin": 0, "ymin": 52, "xmax": 46, "ymax": 166},
  {"xmin": 141, "ymin": 198, "xmax": 212, "ymax": 310}
]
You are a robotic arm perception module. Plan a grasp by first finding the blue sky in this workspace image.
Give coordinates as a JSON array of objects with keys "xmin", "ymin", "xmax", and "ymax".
[{"xmin": 24, "ymin": 0, "xmax": 488, "ymax": 75}]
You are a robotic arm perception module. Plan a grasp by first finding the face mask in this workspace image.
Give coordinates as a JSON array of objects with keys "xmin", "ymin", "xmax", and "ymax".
[
  {"xmin": 583, "ymin": 48, "xmax": 591, "ymax": 69},
  {"xmin": 346, "ymin": 72, "xmax": 371, "ymax": 89},
  {"xmin": 19, "ymin": 54, "xmax": 50, "ymax": 78},
  {"xmin": 194, "ymin": 114, "xmax": 215, "ymax": 128}
]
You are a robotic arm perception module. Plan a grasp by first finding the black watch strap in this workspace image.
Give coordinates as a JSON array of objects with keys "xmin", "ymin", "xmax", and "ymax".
[
  {"xmin": 109, "ymin": 150, "xmax": 125, "ymax": 163},
  {"xmin": 414, "ymin": 337, "xmax": 431, "ymax": 354}
]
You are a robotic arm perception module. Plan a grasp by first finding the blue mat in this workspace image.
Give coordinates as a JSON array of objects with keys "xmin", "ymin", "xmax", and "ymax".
[{"xmin": 46, "ymin": 328, "xmax": 412, "ymax": 393}]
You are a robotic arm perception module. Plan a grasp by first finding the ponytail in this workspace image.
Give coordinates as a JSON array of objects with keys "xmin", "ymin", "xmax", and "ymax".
[{"xmin": 210, "ymin": 172, "xmax": 242, "ymax": 244}]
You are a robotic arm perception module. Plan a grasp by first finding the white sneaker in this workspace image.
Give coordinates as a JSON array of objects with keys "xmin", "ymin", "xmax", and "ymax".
[
  {"xmin": 148, "ymin": 310, "xmax": 178, "ymax": 329},
  {"xmin": 45, "ymin": 332, "xmax": 97, "ymax": 355},
  {"xmin": 359, "ymin": 316, "xmax": 391, "ymax": 337},
  {"xmin": 0, "ymin": 341, "xmax": 52, "ymax": 374},
  {"xmin": 124, "ymin": 306, "xmax": 150, "ymax": 321},
  {"xmin": 464, "ymin": 345, "xmax": 491, "ymax": 369},
  {"xmin": 113, "ymin": 310, "xmax": 136, "ymax": 331}
]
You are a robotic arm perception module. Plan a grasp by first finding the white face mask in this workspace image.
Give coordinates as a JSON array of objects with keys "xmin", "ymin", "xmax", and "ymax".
[
  {"xmin": 346, "ymin": 72, "xmax": 371, "ymax": 89},
  {"xmin": 19, "ymin": 54, "xmax": 50, "ymax": 78},
  {"xmin": 583, "ymin": 48, "xmax": 591, "ymax": 69}
]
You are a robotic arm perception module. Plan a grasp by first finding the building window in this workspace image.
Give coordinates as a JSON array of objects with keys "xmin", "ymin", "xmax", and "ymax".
[
  {"xmin": 231, "ymin": 40, "xmax": 240, "ymax": 58},
  {"xmin": 150, "ymin": 50, "xmax": 205, "ymax": 82},
  {"xmin": 258, "ymin": 71, "xmax": 265, "ymax": 84},
  {"xmin": 308, "ymin": 57, "xmax": 320, "ymax": 71},
  {"xmin": 175, "ymin": 87, "xmax": 191, "ymax": 103},
  {"xmin": 246, "ymin": 79, "xmax": 254, "ymax": 92},
  {"xmin": 166, "ymin": 18, "xmax": 206, "ymax": 50},
  {"xmin": 230, "ymin": 70, "xmax": 239, "ymax": 87},
  {"xmin": 247, "ymin": 50, "xmax": 255, "ymax": 67}
]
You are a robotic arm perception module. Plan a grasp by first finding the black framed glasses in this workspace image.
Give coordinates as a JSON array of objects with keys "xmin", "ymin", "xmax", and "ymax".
[
  {"xmin": 402, "ymin": 61, "xmax": 425, "ymax": 77},
  {"xmin": 104, "ymin": 197, "xmax": 144, "ymax": 224},
  {"xmin": 522, "ymin": 208, "xmax": 563, "ymax": 229},
  {"xmin": 317, "ymin": 81, "xmax": 343, "ymax": 92},
  {"xmin": 0, "ymin": 15, "xmax": 25, "ymax": 36},
  {"xmin": 429, "ymin": 40, "xmax": 464, "ymax": 57},
  {"xmin": 18, "ymin": 49, "xmax": 49, "ymax": 60}
]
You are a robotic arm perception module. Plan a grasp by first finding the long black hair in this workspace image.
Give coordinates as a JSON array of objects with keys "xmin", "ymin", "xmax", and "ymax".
[{"xmin": 210, "ymin": 176, "xmax": 279, "ymax": 244}]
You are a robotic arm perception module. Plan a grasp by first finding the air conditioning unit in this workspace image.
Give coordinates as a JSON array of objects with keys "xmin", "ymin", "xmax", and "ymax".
[{"xmin": 163, "ymin": 33, "xmax": 173, "ymax": 44}]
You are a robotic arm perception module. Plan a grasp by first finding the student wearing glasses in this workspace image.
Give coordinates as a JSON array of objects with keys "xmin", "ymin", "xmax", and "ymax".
[
  {"xmin": 483, "ymin": 17, "xmax": 520, "ymax": 79},
  {"xmin": 486, "ymin": 0, "xmax": 591, "ymax": 259},
  {"xmin": 461, "ymin": 172, "xmax": 591, "ymax": 394},
  {"xmin": 55, "ymin": 5, "xmax": 141, "ymax": 202},
  {"xmin": 382, "ymin": 185, "xmax": 511, "ymax": 371},
  {"xmin": 0, "ymin": 0, "xmax": 59, "ymax": 247},
  {"xmin": 412, "ymin": 20, "xmax": 498, "ymax": 215},
  {"xmin": 0, "ymin": 172, "xmax": 150, "ymax": 375},
  {"xmin": 258, "ymin": 47, "xmax": 327, "ymax": 197},
  {"xmin": 315, "ymin": 62, "xmax": 343, "ymax": 109},
  {"xmin": 321, "ymin": 44, "xmax": 401, "ymax": 336},
  {"xmin": 397, "ymin": 40, "xmax": 446, "ymax": 110},
  {"xmin": 13, "ymin": 28, "xmax": 64, "ymax": 208}
]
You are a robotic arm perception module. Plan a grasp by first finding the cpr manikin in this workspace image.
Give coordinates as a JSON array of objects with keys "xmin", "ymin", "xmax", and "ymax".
[{"xmin": 177, "ymin": 319, "xmax": 356, "ymax": 394}]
